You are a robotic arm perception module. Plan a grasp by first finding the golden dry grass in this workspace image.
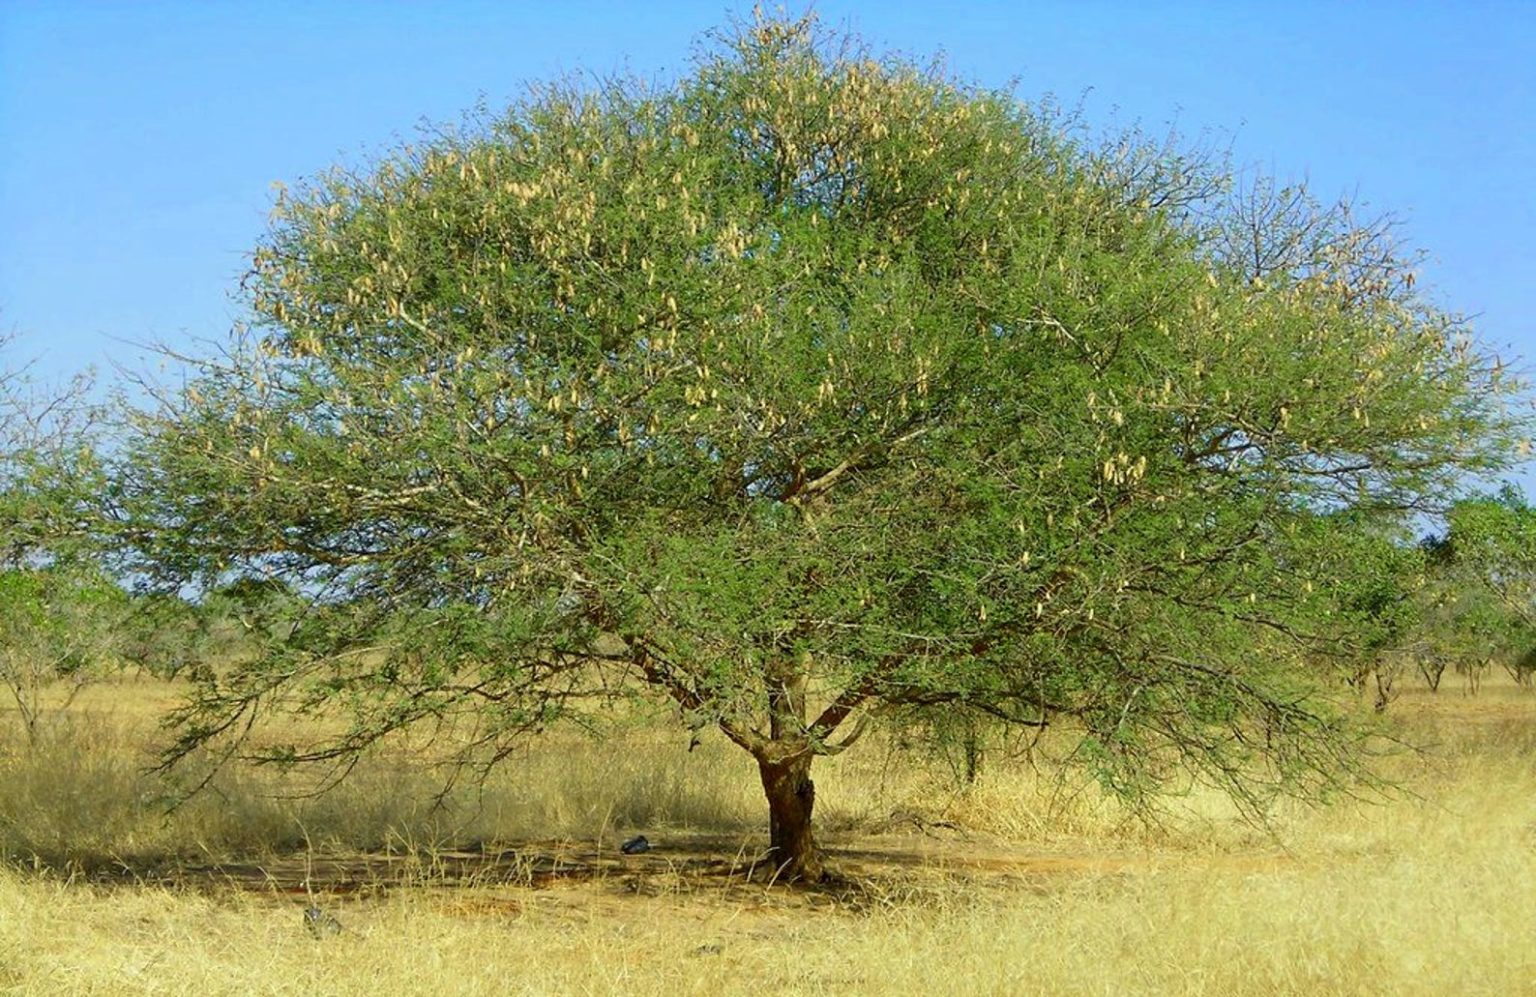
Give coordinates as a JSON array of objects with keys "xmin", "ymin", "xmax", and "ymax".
[{"xmin": 1, "ymin": 674, "xmax": 1534, "ymax": 995}]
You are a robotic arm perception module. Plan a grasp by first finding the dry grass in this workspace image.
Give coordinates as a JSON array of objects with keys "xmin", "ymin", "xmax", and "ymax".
[{"xmin": 1, "ymin": 674, "xmax": 1534, "ymax": 995}]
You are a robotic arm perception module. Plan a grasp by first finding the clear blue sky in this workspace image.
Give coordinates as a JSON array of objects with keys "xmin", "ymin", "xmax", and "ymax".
[{"xmin": 2, "ymin": 1, "xmax": 1532, "ymax": 487}]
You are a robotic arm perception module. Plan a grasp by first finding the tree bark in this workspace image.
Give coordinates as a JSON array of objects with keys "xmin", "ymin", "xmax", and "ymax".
[{"xmin": 757, "ymin": 752, "xmax": 825, "ymax": 883}]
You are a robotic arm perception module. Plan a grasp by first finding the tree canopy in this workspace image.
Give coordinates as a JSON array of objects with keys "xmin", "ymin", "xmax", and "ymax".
[
  {"xmin": 119, "ymin": 14, "xmax": 1525, "ymax": 881},
  {"xmin": 1, "ymin": 336, "xmax": 102, "ymax": 569},
  {"xmin": 1417, "ymin": 486, "xmax": 1536, "ymax": 686},
  {"xmin": 1, "ymin": 335, "xmax": 121, "ymax": 740},
  {"xmin": 1438, "ymin": 485, "xmax": 1536, "ymax": 628}
]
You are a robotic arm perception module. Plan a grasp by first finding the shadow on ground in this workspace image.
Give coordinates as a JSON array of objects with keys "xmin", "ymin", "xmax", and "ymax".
[{"xmin": 62, "ymin": 830, "xmax": 1279, "ymax": 913}]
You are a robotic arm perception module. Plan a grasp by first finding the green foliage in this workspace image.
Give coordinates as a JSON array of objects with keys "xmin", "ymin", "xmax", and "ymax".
[
  {"xmin": 0, "ymin": 563, "xmax": 128, "ymax": 741},
  {"xmin": 0, "ymin": 369, "xmax": 103, "ymax": 570},
  {"xmin": 1311, "ymin": 516, "xmax": 1425, "ymax": 659},
  {"xmin": 1416, "ymin": 486, "xmax": 1536, "ymax": 685},
  {"xmin": 121, "ymin": 14, "xmax": 1525, "ymax": 821},
  {"xmin": 117, "ymin": 594, "xmax": 220, "ymax": 680},
  {"xmin": 1, "ymin": 334, "xmax": 122, "ymax": 740},
  {"xmin": 1440, "ymin": 485, "xmax": 1536, "ymax": 623},
  {"xmin": 0, "ymin": 566, "xmax": 123, "ymax": 668}
]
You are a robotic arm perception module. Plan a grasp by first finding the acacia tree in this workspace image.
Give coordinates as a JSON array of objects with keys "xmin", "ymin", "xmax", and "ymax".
[
  {"xmin": 119, "ymin": 15, "xmax": 1522, "ymax": 881},
  {"xmin": 0, "ymin": 335, "xmax": 120, "ymax": 741},
  {"xmin": 1304, "ymin": 517, "xmax": 1426, "ymax": 711},
  {"xmin": 1420, "ymin": 487, "xmax": 1536, "ymax": 688}
]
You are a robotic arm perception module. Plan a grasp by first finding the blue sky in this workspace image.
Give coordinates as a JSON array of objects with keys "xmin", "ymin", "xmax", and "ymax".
[{"xmin": 2, "ymin": 1, "xmax": 1532, "ymax": 487}]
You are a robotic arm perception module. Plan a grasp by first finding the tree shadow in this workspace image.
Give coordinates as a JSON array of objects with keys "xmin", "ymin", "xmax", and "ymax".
[{"xmin": 53, "ymin": 829, "xmax": 1162, "ymax": 912}]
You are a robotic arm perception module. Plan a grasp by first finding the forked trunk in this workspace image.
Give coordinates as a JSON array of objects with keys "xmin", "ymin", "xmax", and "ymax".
[{"xmin": 757, "ymin": 752, "xmax": 824, "ymax": 883}]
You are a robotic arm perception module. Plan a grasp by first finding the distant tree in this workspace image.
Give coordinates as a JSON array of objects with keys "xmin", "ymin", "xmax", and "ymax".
[
  {"xmin": 1443, "ymin": 486, "xmax": 1536, "ymax": 626},
  {"xmin": 118, "ymin": 592, "xmax": 208, "ymax": 680},
  {"xmin": 1420, "ymin": 487, "xmax": 1536, "ymax": 689},
  {"xmin": 0, "ymin": 563, "xmax": 126, "ymax": 743},
  {"xmin": 0, "ymin": 334, "xmax": 120, "ymax": 741},
  {"xmin": 1313, "ymin": 518, "xmax": 1425, "ymax": 710},
  {"xmin": 1515, "ymin": 646, "xmax": 1536, "ymax": 689},
  {"xmin": 0, "ymin": 336, "xmax": 99, "ymax": 566},
  {"xmin": 119, "ymin": 15, "xmax": 1525, "ymax": 881}
]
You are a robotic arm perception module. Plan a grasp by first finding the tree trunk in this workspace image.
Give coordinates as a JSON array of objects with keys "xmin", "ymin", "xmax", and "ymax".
[
  {"xmin": 757, "ymin": 752, "xmax": 825, "ymax": 883},
  {"xmin": 962, "ymin": 725, "xmax": 984, "ymax": 784}
]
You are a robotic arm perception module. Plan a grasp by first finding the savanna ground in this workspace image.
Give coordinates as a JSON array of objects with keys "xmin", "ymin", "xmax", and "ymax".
[{"xmin": 2, "ymin": 669, "xmax": 1534, "ymax": 996}]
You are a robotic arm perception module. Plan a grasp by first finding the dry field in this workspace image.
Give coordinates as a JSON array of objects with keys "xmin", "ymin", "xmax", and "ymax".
[{"xmin": 1, "ymin": 673, "xmax": 1534, "ymax": 995}]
